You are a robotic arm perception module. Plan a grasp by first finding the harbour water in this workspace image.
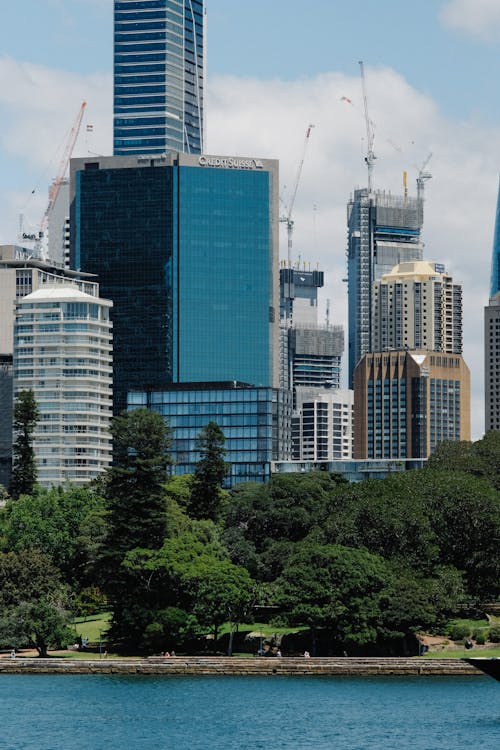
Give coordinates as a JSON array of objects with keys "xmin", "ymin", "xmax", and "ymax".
[{"xmin": 1, "ymin": 673, "xmax": 499, "ymax": 749}]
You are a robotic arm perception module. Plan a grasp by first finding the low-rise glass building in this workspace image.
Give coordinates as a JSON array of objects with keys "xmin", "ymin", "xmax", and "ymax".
[{"xmin": 128, "ymin": 382, "xmax": 291, "ymax": 486}]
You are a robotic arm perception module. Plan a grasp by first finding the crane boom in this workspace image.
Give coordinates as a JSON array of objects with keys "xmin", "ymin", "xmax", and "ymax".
[
  {"xmin": 41, "ymin": 101, "xmax": 87, "ymax": 237},
  {"xmin": 359, "ymin": 61, "xmax": 376, "ymax": 192},
  {"xmin": 280, "ymin": 123, "xmax": 315, "ymax": 267}
]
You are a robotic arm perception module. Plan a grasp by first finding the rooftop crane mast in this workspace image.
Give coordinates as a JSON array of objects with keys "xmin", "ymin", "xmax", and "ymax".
[
  {"xmin": 280, "ymin": 123, "xmax": 315, "ymax": 267},
  {"xmin": 35, "ymin": 100, "xmax": 87, "ymax": 259},
  {"xmin": 359, "ymin": 61, "xmax": 376, "ymax": 193}
]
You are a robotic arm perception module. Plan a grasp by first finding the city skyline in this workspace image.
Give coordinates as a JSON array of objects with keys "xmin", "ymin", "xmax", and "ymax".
[{"xmin": 1, "ymin": 0, "xmax": 500, "ymax": 438}]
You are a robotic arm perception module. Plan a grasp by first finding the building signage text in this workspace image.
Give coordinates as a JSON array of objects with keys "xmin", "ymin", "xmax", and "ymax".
[{"xmin": 198, "ymin": 156, "xmax": 264, "ymax": 170}]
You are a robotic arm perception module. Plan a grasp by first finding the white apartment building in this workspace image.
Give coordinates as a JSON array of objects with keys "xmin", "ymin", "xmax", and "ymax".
[
  {"xmin": 13, "ymin": 286, "xmax": 113, "ymax": 486},
  {"xmin": 292, "ymin": 387, "xmax": 354, "ymax": 461}
]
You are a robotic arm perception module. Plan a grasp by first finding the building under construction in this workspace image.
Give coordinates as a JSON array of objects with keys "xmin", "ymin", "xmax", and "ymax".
[{"xmin": 347, "ymin": 188, "xmax": 424, "ymax": 386}]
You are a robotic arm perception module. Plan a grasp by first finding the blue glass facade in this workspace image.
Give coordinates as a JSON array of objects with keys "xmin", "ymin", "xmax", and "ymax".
[
  {"xmin": 70, "ymin": 154, "xmax": 278, "ymax": 413},
  {"xmin": 490, "ymin": 178, "xmax": 500, "ymax": 298},
  {"xmin": 114, "ymin": 0, "xmax": 204, "ymax": 155},
  {"xmin": 128, "ymin": 384, "xmax": 292, "ymax": 485}
]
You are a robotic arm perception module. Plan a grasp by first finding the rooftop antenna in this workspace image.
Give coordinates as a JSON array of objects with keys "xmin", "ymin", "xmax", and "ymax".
[{"xmin": 359, "ymin": 61, "xmax": 376, "ymax": 193}]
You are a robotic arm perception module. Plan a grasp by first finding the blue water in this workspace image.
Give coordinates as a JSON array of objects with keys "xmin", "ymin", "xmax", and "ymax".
[{"xmin": 1, "ymin": 674, "xmax": 499, "ymax": 749}]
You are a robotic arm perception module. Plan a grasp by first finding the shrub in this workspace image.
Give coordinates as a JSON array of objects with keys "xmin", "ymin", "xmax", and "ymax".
[
  {"xmin": 447, "ymin": 623, "xmax": 471, "ymax": 641},
  {"xmin": 473, "ymin": 630, "xmax": 487, "ymax": 645},
  {"xmin": 489, "ymin": 626, "xmax": 500, "ymax": 643}
]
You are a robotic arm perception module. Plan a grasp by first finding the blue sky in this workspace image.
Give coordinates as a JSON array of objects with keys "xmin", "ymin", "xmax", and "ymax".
[{"xmin": 1, "ymin": 0, "xmax": 500, "ymax": 438}]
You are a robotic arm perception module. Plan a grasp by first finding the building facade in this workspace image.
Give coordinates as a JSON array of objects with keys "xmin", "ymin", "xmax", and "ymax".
[
  {"xmin": 347, "ymin": 189, "xmax": 424, "ymax": 385},
  {"xmin": 13, "ymin": 287, "xmax": 113, "ymax": 486},
  {"xmin": 0, "ymin": 245, "xmax": 97, "ymax": 355},
  {"xmin": 353, "ymin": 350, "xmax": 470, "ymax": 459},
  {"xmin": 114, "ymin": 0, "xmax": 205, "ymax": 156},
  {"xmin": 70, "ymin": 152, "xmax": 279, "ymax": 413},
  {"xmin": 373, "ymin": 261, "xmax": 463, "ymax": 354},
  {"xmin": 485, "ymin": 180, "xmax": 500, "ymax": 431},
  {"xmin": 485, "ymin": 293, "xmax": 500, "ymax": 432},
  {"xmin": 129, "ymin": 383, "xmax": 291, "ymax": 485},
  {"xmin": 292, "ymin": 387, "xmax": 353, "ymax": 461}
]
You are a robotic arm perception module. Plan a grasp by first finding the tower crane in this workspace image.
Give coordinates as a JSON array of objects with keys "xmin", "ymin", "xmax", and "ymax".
[
  {"xmin": 416, "ymin": 151, "xmax": 433, "ymax": 201},
  {"xmin": 34, "ymin": 101, "xmax": 87, "ymax": 259},
  {"xmin": 359, "ymin": 61, "xmax": 376, "ymax": 193},
  {"xmin": 280, "ymin": 123, "xmax": 315, "ymax": 267}
]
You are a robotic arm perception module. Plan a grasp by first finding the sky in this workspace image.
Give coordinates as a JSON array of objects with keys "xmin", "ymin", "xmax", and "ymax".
[{"xmin": 1, "ymin": 0, "xmax": 500, "ymax": 439}]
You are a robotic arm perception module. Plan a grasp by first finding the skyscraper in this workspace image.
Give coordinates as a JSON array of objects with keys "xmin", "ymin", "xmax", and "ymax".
[
  {"xmin": 114, "ymin": 0, "xmax": 205, "ymax": 156},
  {"xmin": 347, "ymin": 188, "xmax": 424, "ymax": 386},
  {"xmin": 485, "ymin": 179, "xmax": 500, "ymax": 431},
  {"xmin": 373, "ymin": 261, "xmax": 463, "ymax": 354},
  {"xmin": 70, "ymin": 151, "xmax": 279, "ymax": 413},
  {"xmin": 354, "ymin": 351, "xmax": 470, "ymax": 459}
]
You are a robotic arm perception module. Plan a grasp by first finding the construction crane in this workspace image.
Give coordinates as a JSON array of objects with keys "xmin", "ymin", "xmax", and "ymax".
[
  {"xmin": 359, "ymin": 61, "xmax": 376, "ymax": 193},
  {"xmin": 280, "ymin": 123, "xmax": 315, "ymax": 267},
  {"xmin": 416, "ymin": 151, "xmax": 433, "ymax": 201},
  {"xmin": 34, "ymin": 101, "xmax": 87, "ymax": 259}
]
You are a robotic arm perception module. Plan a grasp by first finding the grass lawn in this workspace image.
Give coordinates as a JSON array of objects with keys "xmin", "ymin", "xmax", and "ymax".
[
  {"xmin": 425, "ymin": 645, "xmax": 500, "ymax": 658},
  {"xmin": 219, "ymin": 622, "xmax": 307, "ymax": 637},
  {"xmin": 71, "ymin": 612, "xmax": 112, "ymax": 643}
]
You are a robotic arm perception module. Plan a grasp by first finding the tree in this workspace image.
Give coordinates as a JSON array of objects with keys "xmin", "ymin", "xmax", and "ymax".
[
  {"xmin": 103, "ymin": 408, "xmax": 172, "ymax": 647},
  {"xmin": 188, "ymin": 422, "xmax": 229, "ymax": 521},
  {"xmin": 0, "ymin": 550, "xmax": 73, "ymax": 656},
  {"xmin": 1, "ymin": 485, "xmax": 107, "ymax": 590},
  {"xmin": 10, "ymin": 390, "xmax": 39, "ymax": 499},
  {"xmin": 276, "ymin": 542, "xmax": 389, "ymax": 654}
]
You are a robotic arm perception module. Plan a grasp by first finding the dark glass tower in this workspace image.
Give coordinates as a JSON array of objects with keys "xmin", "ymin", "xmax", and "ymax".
[
  {"xmin": 114, "ymin": 0, "xmax": 205, "ymax": 156},
  {"xmin": 70, "ymin": 153, "xmax": 279, "ymax": 413}
]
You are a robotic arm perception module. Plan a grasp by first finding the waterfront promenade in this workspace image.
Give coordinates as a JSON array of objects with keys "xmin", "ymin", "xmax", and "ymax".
[{"xmin": 0, "ymin": 656, "xmax": 480, "ymax": 676}]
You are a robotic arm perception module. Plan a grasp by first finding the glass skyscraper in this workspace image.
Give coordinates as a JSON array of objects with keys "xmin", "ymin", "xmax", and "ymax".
[
  {"xmin": 114, "ymin": 0, "xmax": 205, "ymax": 156},
  {"xmin": 70, "ymin": 152, "xmax": 279, "ymax": 413}
]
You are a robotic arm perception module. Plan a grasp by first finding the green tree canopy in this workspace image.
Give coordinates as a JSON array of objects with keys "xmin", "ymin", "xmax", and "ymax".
[{"xmin": 0, "ymin": 485, "xmax": 107, "ymax": 590}]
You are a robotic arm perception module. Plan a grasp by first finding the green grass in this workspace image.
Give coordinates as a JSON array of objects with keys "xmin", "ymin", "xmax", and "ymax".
[
  {"xmin": 425, "ymin": 645, "xmax": 500, "ymax": 658},
  {"xmin": 71, "ymin": 612, "xmax": 112, "ymax": 643},
  {"xmin": 447, "ymin": 617, "xmax": 490, "ymax": 632}
]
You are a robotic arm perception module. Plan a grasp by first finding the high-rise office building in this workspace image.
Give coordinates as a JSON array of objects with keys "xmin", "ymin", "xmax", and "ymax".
[
  {"xmin": 373, "ymin": 261, "xmax": 463, "ymax": 354},
  {"xmin": 114, "ymin": 0, "xmax": 205, "ymax": 156},
  {"xmin": 13, "ymin": 286, "xmax": 113, "ymax": 486},
  {"xmin": 70, "ymin": 152, "xmax": 279, "ymax": 413},
  {"xmin": 347, "ymin": 189, "xmax": 424, "ymax": 385},
  {"xmin": 485, "ymin": 179, "xmax": 500, "ymax": 431},
  {"xmin": 353, "ymin": 350, "xmax": 470, "ymax": 459}
]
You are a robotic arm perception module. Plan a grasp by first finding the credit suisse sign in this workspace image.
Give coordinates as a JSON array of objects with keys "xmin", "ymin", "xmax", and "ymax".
[{"xmin": 198, "ymin": 156, "xmax": 264, "ymax": 170}]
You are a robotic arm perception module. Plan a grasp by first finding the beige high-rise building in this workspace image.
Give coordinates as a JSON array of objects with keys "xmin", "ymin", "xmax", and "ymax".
[
  {"xmin": 353, "ymin": 351, "xmax": 470, "ymax": 459},
  {"xmin": 373, "ymin": 261, "xmax": 462, "ymax": 354}
]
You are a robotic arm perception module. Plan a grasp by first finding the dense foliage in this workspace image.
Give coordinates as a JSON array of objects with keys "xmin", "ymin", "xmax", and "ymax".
[{"xmin": 1, "ymin": 428, "xmax": 500, "ymax": 655}]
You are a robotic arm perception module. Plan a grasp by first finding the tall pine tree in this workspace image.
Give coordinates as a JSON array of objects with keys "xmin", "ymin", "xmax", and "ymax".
[
  {"xmin": 103, "ymin": 408, "xmax": 172, "ymax": 649},
  {"xmin": 11, "ymin": 390, "xmax": 40, "ymax": 499},
  {"xmin": 188, "ymin": 421, "xmax": 229, "ymax": 521}
]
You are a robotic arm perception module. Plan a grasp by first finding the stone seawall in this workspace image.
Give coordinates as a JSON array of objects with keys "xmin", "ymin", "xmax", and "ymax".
[{"xmin": 0, "ymin": 657, "xmax": 481, "ymax": 676}]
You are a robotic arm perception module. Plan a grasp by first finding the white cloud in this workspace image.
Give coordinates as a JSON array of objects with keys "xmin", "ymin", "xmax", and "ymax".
[
  {"xmin": 0, "ymin": 60, "xmax": 495, "ymax": 439},
  {"xmin": 441, "ymin": 0, "xmax": 500, "ymax": 40}
]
